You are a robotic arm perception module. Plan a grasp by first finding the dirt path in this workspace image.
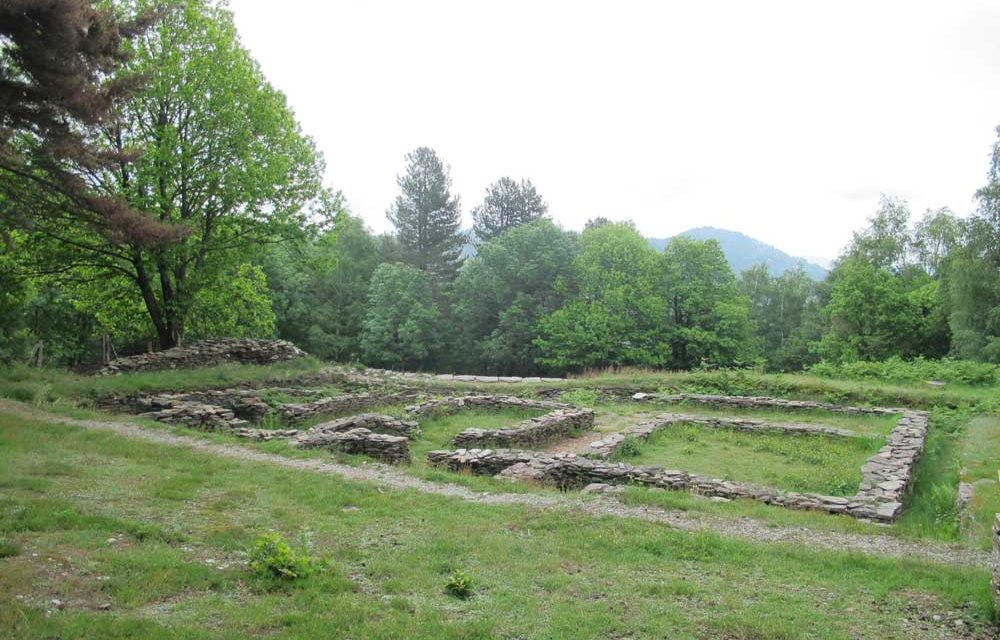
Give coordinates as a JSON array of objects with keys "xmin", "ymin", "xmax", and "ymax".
[{"xmin": 1, "ymin": 399, "xmax": 990, "ymax": 570}]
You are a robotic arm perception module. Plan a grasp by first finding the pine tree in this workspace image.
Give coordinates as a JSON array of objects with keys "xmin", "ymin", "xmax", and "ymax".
[
  {"xmin": 387, "ymin": 147, "xmax": 464, "ymax": 282},
  {"xmin": 471, "ymin": 177, "xmax": 548, "ymax": 242}
]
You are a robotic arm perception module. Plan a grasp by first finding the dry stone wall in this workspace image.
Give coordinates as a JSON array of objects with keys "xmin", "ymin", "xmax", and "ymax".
[
  {"xmin": 429, "ymin": 408, "xmax": 927, "ymax": 523},
  {"xmin": 852, "ymin": 410, "xmax": 929, "ymax": 521},
  {"xmin": 280, "ymin": 392, "xmax": 418, "ymax": 424},
  {"xmin": 404, "ymin": 394, "xmax": 567, "ymax": 417},
  {"xmin": 451, "ymin": 408, "xmax": 595, "ymax": 449},
  {"xmin": 137, "ymin": 401, "xmax": 248, "ymax": 430},
  {"xmin": 232, "ymin": 428, "xmax": 301, "ymax": 441},
  {"xmin": 587, "ymin": 413, "xmax": 860, "ymax": 458},
  {"xmin": 98, "ymin": 338, "xmax": 306, "ymax": 374},
  {"xmin": 99, "ymin": 390, "xmax": 270, "ymax": 424},
  {"xmin": 295, "ymin": 413, "xmax": 421, "ymax": 446},
  {"xmin": 299, "ymin": 428, "xmax": 410, "ymax": 464},
  {"xmin": 635, "ymin": 393, "xmax": 902, "ymax": 415}
]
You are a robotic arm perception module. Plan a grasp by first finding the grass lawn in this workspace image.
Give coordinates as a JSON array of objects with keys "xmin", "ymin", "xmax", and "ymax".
[
  {"xmin": 615, "ymin": 424, "xmax": 885, "ymax": 496},
  {"xmin": 408, "ymin": 407, "xmax": 550, "ymax": 459},
  {"xmin": 0, "ymin": 413, "xmax": 995, "ymax": 639}
]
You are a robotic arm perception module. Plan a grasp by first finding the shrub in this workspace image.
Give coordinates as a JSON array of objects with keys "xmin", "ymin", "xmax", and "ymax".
[
  {"xmin": 445, "ymin": 570, "xmax": 474, "ymax": 599},
  {"xmin": 561, "ymin": 388, "xmax": 599, "ymax": 406},
  {"xmin": 247, "ymin": 532, "xmax": 312, "ymax": 581},
  {"xmin": 0, "ymin": 539, "xmax": 21, "ymax": 558},
  {"xmin": 807, "ymin": 357, "xmax": 999, "ymax": 387},
  {"xmin": 614, "ymin": 435, "xmax": 643, "ymax": 459}
]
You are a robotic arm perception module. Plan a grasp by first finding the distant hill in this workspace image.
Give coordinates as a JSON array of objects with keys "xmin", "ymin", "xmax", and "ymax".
[
  {"xmin": 462, "ymin": 225, "xmax": 829, "ymax": 280},
  {"xmin": 648, "ymin": 227, "xmax": 828, "ymax": 280}
]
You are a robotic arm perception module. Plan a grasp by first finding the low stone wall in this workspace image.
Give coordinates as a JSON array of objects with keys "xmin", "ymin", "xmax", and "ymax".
[
  {"xmin": 404, "ymin": 394, "xmax": 567, "ymax": 417},
  {"xmin": 364, "ymin": 369, "xmax": 564, "ymax": 384},
  {"xmin": 280, "ymin": 392, "xmax": 417, "ymax": 424},
  {"xmin": 99, "ymin": 390, "xmax": 270, "ymax": 423},
  {"xmin": 98, "ymin": 338, "xmax": 307, "ymax": 374},
  {"xmin": 427, "ymin": 448, "xmax": 869, "ymax": 517},
  {"xmin": 635, "ymin": 393, "xmax": 902, "ymax": 415},
  {"xmin": 295, "ymin": 413, "xmax": 421, "ymax": 446},
  {"xmin": 300, "ymin": 427, "xmax": 409, "ymax": 464},
  {"xmin": 429, "ymin": 410, "xmax": 928, "ymax": 524},
  {"xmin": 452, "ymin": 408, "xmax": 595, "ymax": 448},
  {"xmin": 137, "ymin": 401, "xmax": 248, "ymax": 430},
  {"xmin": 852, "ymin": 410, "xmax": 929, "ymax": 521},
  {"xmin": 232, "ymin": 428, "xmax": 301, "ymax": 441},
  {"xmin": 587, "ymin": 413, "xmax": 859, "ymax": 458}
]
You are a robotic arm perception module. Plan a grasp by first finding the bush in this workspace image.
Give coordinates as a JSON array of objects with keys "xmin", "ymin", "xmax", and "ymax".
[
  {"xmin": 247, "ymin": 532, "xmax": 312, "ymax": 581},
  {"xmin": 561, "ymin": 388, "xmax": 599, "ymax": 406},
  {"xmin": 445, "ymin": 570, "xmax": 474, "ymax": 599},
  {"xmin": 614, "ymin": 435, "xmax": 643, "ymax": 459},
  {"xmin": 807, "ymin": 357, "xmax": 999, "ymax": 387}
]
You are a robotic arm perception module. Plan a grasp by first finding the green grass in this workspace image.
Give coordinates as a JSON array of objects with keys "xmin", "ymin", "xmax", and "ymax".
[
  {"xmin": 0, "ymin": 413, "xmax": 996, "ymax": 639},
  {"xmin": 409, "ymin": 407, "xmax": 549, "ymax": 459},
  {"xmin": 959, "ymin": 415, "xmax": 1000, "ymax": 548},
  {"xmin": 615, "ymin": 424, "xmax": 884, "ymax": 496}
]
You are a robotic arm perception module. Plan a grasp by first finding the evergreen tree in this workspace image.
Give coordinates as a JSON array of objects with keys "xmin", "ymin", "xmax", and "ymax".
[
  {"xmin": 386, "ymin": 147, "xmax": 464, "ymax": 283},
  {"xmin": 471, "ymin": 177, "xmax": 548, "ymax": 242}
]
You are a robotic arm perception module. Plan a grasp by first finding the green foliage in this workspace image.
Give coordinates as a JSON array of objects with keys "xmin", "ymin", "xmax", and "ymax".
[
  {"xmin": 265, "ymin": 208, "xmax": 380, "ymax": 361},
  {"xmin": 444, "ymin": 569, "xmax": 474, "ymax": 599},
  {"xmin": 613, "ymin": 435, "xmax": 642, "ymax": 459},
  {"xmin": 560, "ymin": 388, "xmax": 599, "ymax": 406},
  {"xmin": 360, "ymin": 263, "xmax": 442, "ymax": 369},
  {"xmin": 0, "ymin": 538, "xmax": 21, "ymax": 558},
  {"xmin": 188, "ymin": 264, "xmax": 276, "ymax": 340},
  {"xmin": 471, "ymin": 177, "xmax": 548, "ymax": 242},
  {"xmin": 741, "ymin": 264, "xmax": 822, "ymax": 371},
  {"xmin": 247, "ymin": 532, "xmax": 313, "ymax": 581},
  {"xmin": 453, "ymin": 220, "xmax": 578, "ymax": 375},
  {"xmin": 386, "ymin": 147, "xmax": 464, "ymax": 284},
  {"xmin": 807, "ymin": 357, "xmax": 999, "ymax": 386},
  {"xmin": 536, "ymin": 223, "xmax": 665, "ymax": 370},
  {"xmin": 661, "ymin": 237, "xmax": 757, "ymax": 369}
]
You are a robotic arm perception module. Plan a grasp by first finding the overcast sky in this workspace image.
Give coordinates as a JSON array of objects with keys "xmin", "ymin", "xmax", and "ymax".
[{"xmin": 229, "ymin": 0, "xmax": 1000, "ymax": 261}]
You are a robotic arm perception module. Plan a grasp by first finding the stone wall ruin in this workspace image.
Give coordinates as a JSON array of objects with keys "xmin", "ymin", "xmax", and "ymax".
[
  {"xmin": 451, "ymin": 408, "xmax": 596, "ymax": 448},
  {"xmin": 99, "ymin": 338, "xmax": 307, "ymax": 375}
]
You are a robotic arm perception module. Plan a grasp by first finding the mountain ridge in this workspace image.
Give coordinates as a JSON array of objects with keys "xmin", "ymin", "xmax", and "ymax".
[{"xmin": 647, "ymin": 226, "xmax": 828, "ymax": 280}]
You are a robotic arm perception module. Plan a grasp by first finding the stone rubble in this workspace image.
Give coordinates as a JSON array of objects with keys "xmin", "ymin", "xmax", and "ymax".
[
  {"xmin": 452, "ymin": 408, "xmax": 596, "ymax": 448},
  {"xmin": 137, "ymin": 401, "xmax": 248, "ymax": 430},
  {"xmin": 404, "ymin": 394, "xmax": 568, "ymax": 417},
  {"xmin": 294, "ymin": 413, "xmax": 421, "ymax": 446},
  {"xmin": 587, "ymin": 413, "xmax": 861, "ymax": 458},
  {"xmin": 98, "ymin": 338, "xmax": 307, "ymax": 374},
  {"xmin": 280, "ymin": 391, "xmax": 418, "ymax": 424},
  {"xmin": 634, "ymin": 392, "xmax": 903, "ymax": 415},
  {"xmin": 297, "ymin": 427, "xmax": 410, "ymax": 464},
  {"xmin": 231, "ymin": 428, "xmax": 301, "ymax": 441},
  {"xmin": 100, "ymin": 390, "xmax": 271, "ymax": 426}
]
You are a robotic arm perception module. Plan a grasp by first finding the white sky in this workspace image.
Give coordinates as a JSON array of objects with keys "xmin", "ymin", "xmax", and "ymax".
[{"xmin": 229, "ymin": 0, "xmax": 1000, "ymax": 260}]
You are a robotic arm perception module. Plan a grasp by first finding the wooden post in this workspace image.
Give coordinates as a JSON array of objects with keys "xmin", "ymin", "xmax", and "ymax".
[{"xmin": 993, "ymin": 514, "xmax": 1000, "ymax": 615}]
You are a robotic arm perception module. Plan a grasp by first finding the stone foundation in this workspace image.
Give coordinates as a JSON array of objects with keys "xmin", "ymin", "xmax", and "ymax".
[
  {"xmin": 99, "ymin": 390, "xmax": 270, "ymax": 424},
  {"xmin": 232, "ymin": 428, "xmax": 301, "ymax": 441},
  {"xmin": 280, "ymin": 392, "xmax": 417, "ymax": 424},
  {"xmin": 635, "ymin": 393, "xmax": 901, "ymax": 415},
  {"xmin": 587, "ymin": 413, "xmax": 860, "ymax": 458},
  {"xmin": 430, "ymin": 407, "xmax": 928, "ymax": 523},
  {"xmin": 99, "ymin": 338, "xmax": 306, "ymax": 374},
  {"xmin": 452, "ymin": 408, "xmax": 595, "ymax": 448},
  {"xmin": 852, "ymin": 411, "xmax": 929, "ymax": 521},
  {"xmin": 301, "ymin": 427, "xmax": 410, "ymax": 464},
  {"xmin": 295, "ymin": 413, "xmax": 421, "ymax": 446},
  {"xmin": 404, "ymin": 394, "xmax": 567, "ymax": 417}
]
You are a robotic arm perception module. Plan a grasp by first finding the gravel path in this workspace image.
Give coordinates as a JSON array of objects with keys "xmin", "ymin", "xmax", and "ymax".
[{"xmin": 2, "ymin": 400, "xmax": 989, "ymax": 570}]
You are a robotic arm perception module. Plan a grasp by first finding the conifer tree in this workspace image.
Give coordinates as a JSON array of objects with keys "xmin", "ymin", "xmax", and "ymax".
[{"xmin": 471, "ymin": 177, "xmax": 547, "ymax": 242}]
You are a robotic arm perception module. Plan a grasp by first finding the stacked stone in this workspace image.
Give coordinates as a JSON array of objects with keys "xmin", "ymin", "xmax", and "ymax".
[
  {"xmin": 100, "ymin": 390, "xmax": 270, "ymax": 423},
  {"xmin": 231, "ymin": 428, "xmax": 301, "ymax": 441},
  {"xmin": 404, "ymin": 394, "xmax": 567, "ymax": 417},
  {"xmin": 295, "ymin": 413, "xmax": 421, "ymax": 447},
  {"xmin": 299, "ymin": 427, "xmax": 410, "ymax": 464},
  {"xmin": 451, "ymin": 408, "xmax": 596, "ymax": 448},
  {"xmin": 587, "ymin": 413, "xmax": 858, "ymax": 458},
  {"xmin": 98, "ymin": 338, "xmax": 307, "ymax": 374},
  {"xmin": 635, "ymin": 393, "xmax": 902, "ymax": 415},
  {"xmin": 364, "ymin": 370, "xmax": 564, "ymax": 384},
  {"xmin": 137, "ymin": 401, "xmax": 247, "ymax": 430},
  {"xmin": 851, "ymin": 410, "xmax": 929, "ymax": 521},
  {"xmin": 280, "ymin": 392, "xmax": 416, "ymax": 424},
  {"xmin": 427, "ymin": 449, "xmax": 868, "ymax": 518}
]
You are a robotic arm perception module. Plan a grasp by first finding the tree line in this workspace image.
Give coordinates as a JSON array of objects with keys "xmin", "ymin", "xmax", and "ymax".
[{"xmin": 2, "ymin": 0, "xmax": 1000, "ymax": 375}]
